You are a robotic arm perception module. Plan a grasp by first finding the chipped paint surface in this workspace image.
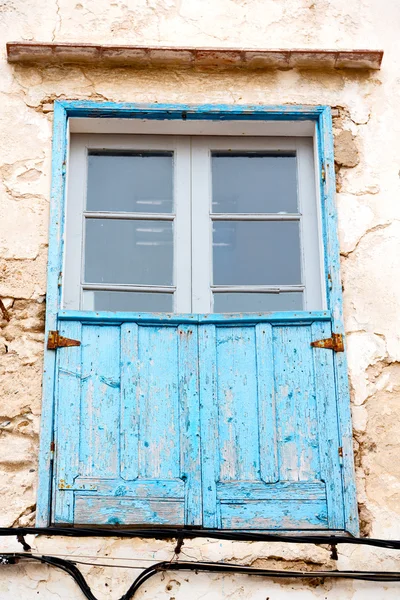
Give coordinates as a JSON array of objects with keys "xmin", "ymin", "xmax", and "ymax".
[
  {"xmin": 50, "ymin": 316, "xmax": 344, "ymax": 529},
  {"xmin": 1, "ymin": 0, "xmax": 400, "ymax": 597}
]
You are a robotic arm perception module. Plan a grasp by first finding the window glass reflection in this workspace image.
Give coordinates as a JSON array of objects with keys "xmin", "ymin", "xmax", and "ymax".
[
  {"xmin": 87, "ymin": 152, "xmax": 174, "ymax": 213},
  {"xmin": 83, "ymin": 290, "xmax": 173, "ymax": 312},
  {"xmin": 213, "ymin": 292, "xmax": 303, "ymax": 313},
  {"xmin": 85, "ymin": 219, "xmax": 173, "ymax": 286},
  {"xmin": 213, "ymin": 221, "xmax": 302, "ymax": 286},
  {"xmin": 212, "ymin": 153, "xmax": 297, "ymax": 214}
]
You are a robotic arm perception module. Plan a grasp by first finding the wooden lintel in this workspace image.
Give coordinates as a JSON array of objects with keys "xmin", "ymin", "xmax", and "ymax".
[{"xmin": 6, "ymin": 42, "xmax": 383, "ymax": 70}]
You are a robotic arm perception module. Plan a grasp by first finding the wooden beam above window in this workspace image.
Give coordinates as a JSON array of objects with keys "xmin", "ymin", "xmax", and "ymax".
[{"xmin": 6, "ymin": 42, "xmax": 383, "ymax": 70}]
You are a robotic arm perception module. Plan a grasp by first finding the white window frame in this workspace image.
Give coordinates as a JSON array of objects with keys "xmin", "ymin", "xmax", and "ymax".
[
  {"xmin": 191, "ymin": 136, "xmax": 324, "ymax": 312},
  {"xmin": 63, "ymin": 131, "xmax": 325, "ymax": 313},
  {"xmin": 63, "ymin": 134, "xmax": 192, "ymax": 313}
]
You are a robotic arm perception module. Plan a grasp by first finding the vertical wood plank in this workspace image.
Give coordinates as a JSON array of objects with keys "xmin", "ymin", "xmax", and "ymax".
[
  {"xmin": 216, "ymin": 326, "xmax": 260, "ymax": 482},
  {"xmin": 312, "ymin": 321, "xmax": 344, "ymax": 529},
  {"xmin": 138, "ymin": 326, "xmax": 179, "ymax": 479},
  {"xmin": 255, "ymin": 323, "xmax": 278, "ymax": 483},
  {"xmin": 80, "ymin": 325, "xmax": 121, "ymax": 478},
  {"xmin": 53, "ymin": 320, "xmax": 82, "ymax": 523},
  {"xmin": 178, "ymin": 324, "xmax": 202, "ymax": 525},
  {"xmin": 120, "ymin": 323, "xmax": 139, "ymax": 481},
  {"xmin": 199, "ymin": 324, "xmax": 220, "ymax": 528},
  {"xmin": 318, "ymin": 107, "xmax": 342, "ymax": 324},
  {"xmin": 37, "ymin": 101, "xmax": 68, "ymax": 526},
  {"xmin": 274, "ymin": 325, "xmax": 320, "ymax": 482},
  {"xmin": 318, "ymin": 107, "xmax": 359, "ymax": 534},
  {"xmin": 334, "ymin": 350, "xmax": 359, "ymax": 534}
]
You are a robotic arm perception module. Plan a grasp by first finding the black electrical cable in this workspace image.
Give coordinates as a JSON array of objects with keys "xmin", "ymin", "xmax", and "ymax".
[
  {"xmin": 2, "ymin": 526, "xmax": 400, "ymax": 550},
  {"xmin": 2, "ymin": 553, "xmax": 400, "ymax": 600},
  {"xmin": 2, "ymin": 526, "xmax": 400, "ymax": 598},
  {"xmin": 1, "ymin": 554, "xmax": 98, "ymax": 600},
  {"xmin": 163, "ymin": 560, "xmax": 400, "ymax": 581}
]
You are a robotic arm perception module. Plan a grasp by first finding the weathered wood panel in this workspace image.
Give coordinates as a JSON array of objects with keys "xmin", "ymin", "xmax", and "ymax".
[
  {"xmin": 199, "ymin": 318, "xmax": 344, "ymax": 530},
  {"xmin": 137, "ymin": 325, "xmax": 179, "ymax": 480},
  {"xmin": 273, "ymin": 325, "xmax": 319, "ymax": 482},
  {"xmin": 177, "ymin": 325, "xmax": 202, "ymax": 525},
  {"xmin": 53, "ymin": 320, "xmax": 82, "ymax": 523},
  {"xmin": 53, "ymin": 313, "xmax": 345, "ymax": 531},
  {"xmin": 216, "ymin": 326, "xmax": 260, "ymax": 482},
  {"xmin": 120, "ymin": 323, "xmax": 139, "ymax": 481},
  {"xmin": 311, "ymin": 320, "xmax": 344, "ymax": 529},
  {"xmin": 71, "ymin": 478, "xmax": 184, "ymax": 496},
  {"xmin": 80, "ymin": 325, "xmax": 121, "ymax": 479},
  {"xmin": 198, "ymin": 324, "xmax": 220, "ymax": 528},
  {"xmin": 53, "ymin": 320, "xmax": 201, "ymax": 526},
  {"xmin": 255, "ymin": 323, "xmax": 278, "ymax": 483},
  {"xmin": 217, "ymin": 481, "xmax": 326, "ymax": 501},
  {"xmin": 75, "ymin": 496, "xmax": 184, "ymax": 526},
  {"xmin": 220, "ymin": 500, "xmax": 328, "ymax": 530}
]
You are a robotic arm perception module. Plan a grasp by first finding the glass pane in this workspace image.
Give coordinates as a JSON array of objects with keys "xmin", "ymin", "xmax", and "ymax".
[
  {"xmin": 213, "ymin": 221, "xmax": 301, "ymax": 285},
  {"xmin": 85, "ymin": 219, "xmax": 173, "ymax": 285},
  {"xmin": 82, "ymin": 290, "xmax": 173, "ymax": 312},
  {"xmin": 87, "ymin": 152, "xmax": 173, "ymax": 213},
  {"xmin": 212, "ymin": 153, "xmax": 297, "ymax": 213},
  {"xmin": 213, "ymin": 292, "xmax": 303, "ymax": 313}
]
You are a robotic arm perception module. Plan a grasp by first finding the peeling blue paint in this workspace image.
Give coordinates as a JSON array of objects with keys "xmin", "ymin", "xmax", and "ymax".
[{"xmin": 59, "ymin": 100, "xmax": 327, "ymax": 121}]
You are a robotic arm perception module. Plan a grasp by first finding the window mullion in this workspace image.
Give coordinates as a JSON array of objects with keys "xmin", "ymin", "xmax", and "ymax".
[
  {"xmin": 63, "ymin": 135, "xmax": 88, "ymax": 311},
  {"xmin": 174, "ymin": 137, "xmax": 192, "ymax": 313},
  {"xmin": 191, "ymin": 138, "xmax": 213, "ymax": 313},
  {"xmin": 296, "ymin": 138, "xmax": 325, "ymax": 311}
]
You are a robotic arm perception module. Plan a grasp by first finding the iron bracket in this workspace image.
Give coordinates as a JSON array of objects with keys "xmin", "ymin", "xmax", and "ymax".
[
  {"xmin": 47, "ymin": 330, "xmax": 81, "ymax": 349},
  {"xmin": 311, "ymin": 333, "xmax": 344, "ymax": 352}
]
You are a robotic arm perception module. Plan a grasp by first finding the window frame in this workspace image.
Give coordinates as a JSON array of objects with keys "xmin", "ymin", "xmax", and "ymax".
[
  {"xmin": 37, "ymin": 102, "xmax": 358, "ymax": 536},
  {"xmin": 190, "ymin": 135, "xmax": 324, "ymax": 313},
  {"xmin": 64, "ymin": 134, "xmax": 192, "ymax": 313},
  {"xmin": 65, "ymin": 133, "xmax": 324, "ymax": 314}
]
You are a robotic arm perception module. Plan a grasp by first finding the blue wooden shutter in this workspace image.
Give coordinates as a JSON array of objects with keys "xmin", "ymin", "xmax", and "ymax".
[
  {"xmin": 198, "ymin": 314, "xmax": 344, "ymax": 531},
  {"xmin": 53, "ymin": 311, "xmax": 345, "ymax": 531},
  {"xmin": 53, "ymin": 314, "xmax": 202, "ymax": 526}
]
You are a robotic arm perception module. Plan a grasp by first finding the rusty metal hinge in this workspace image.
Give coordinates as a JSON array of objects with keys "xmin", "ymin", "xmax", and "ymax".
[
  {"xmin": 311, "ymin": 333, "xmax": 344, "ymax": 352},
  {"xmin": 50, "ymin": 441, "xmax": 55, "ymax": 461},
  {"xmin": 321, "ymin": 166, "xmax": 326, "ymax": 182},
  {"xmin": 47, "ymin": 330, "xmax": 81, "ymax": 349}
]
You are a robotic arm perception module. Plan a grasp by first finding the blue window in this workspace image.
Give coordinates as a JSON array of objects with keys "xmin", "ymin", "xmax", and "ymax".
[{"xmin": 37, "ymin": 103, "xmax": 358, "ymax": 534}]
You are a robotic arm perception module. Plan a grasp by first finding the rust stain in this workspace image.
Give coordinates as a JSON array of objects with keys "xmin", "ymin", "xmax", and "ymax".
[{"xmin": 59, "ymin": 479, "xmax": 72, "ymax": 489}]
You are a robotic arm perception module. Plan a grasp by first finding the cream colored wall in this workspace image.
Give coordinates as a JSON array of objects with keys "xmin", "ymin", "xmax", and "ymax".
[{"xmin": 1, "ymin": 1, "xmax": 400, "ymax": 598}]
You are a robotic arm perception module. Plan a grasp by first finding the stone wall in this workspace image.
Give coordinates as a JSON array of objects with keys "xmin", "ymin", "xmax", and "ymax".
[{"xmin": 1, "ymin": 0, "xmax": 400, "ymax": 598}]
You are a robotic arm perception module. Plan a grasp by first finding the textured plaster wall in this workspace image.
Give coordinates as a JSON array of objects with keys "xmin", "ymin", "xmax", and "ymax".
[{"xmin": 1, "ymin": 0, "xmax": 400, "ymax": 598}]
